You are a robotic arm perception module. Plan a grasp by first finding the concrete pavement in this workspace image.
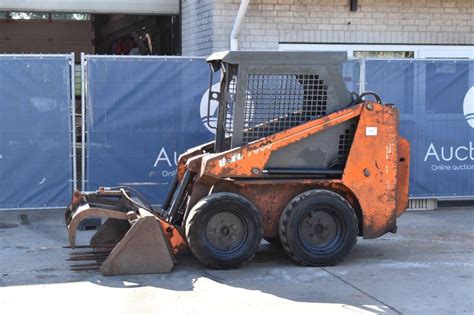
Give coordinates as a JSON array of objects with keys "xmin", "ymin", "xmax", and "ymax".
[{"xmin": 0, "ymin": 208, "xmax": 472, "ymax": 314}]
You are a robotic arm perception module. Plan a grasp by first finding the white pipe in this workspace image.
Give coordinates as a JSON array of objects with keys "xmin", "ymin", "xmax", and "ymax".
[
  {"xmin": 358, "ymin": 59, "xmax": 366, "ymax": 95},
  {"xmin": 230, "ymin": 0, "xmax": 250, "ymax": 51}
]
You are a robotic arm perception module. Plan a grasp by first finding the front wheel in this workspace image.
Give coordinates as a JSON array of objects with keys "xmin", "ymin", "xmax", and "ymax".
[
  {"xmin": 185, "ymin": 193, "xmax": 263, "ymax": 269},
  {"xmin": 279, "ymin": 189, "xmax": 358, "ymax": 266}
]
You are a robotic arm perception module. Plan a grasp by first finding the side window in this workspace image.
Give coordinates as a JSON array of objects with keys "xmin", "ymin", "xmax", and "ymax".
[
  {"xmin": 9, "ymin": 12, "xmax": 49, "ymax": 20},
  {"xmin": 2, "ymin": 12, "xmax": 89, "ymax": 21},
  {"xmin": 51, "ymin": 13, "xmax": 90, "ymax": 21},
  {"xmin": 353, "ymin": 51, "xmax": 414, "ymax": 59}
]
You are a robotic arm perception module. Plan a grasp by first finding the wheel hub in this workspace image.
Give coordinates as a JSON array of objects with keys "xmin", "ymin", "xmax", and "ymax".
[
  {"xmin": 314, "ymin": 223, "xmax": 325, "ymax": 234},
  {"xmin": 299, "ymin": 209, "xmax": 339, "ymax": 248},
  {"xmin": 205, "ymin": 212, "xmax": 246, "ymax": 251},
  {"xmin": 220, "ymin": 226, "xmax": 230, "ymax": 236}
]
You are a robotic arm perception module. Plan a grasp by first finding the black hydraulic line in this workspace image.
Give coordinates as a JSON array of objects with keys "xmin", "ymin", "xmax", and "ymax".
[
  {"xmin": 119, "ymin": 189, "xmax": 157, "ymax": 215},
  {"xmin": 264, "ymin": 168, "xmax": 343, "ymax": 176},
  {"xmin": 162, "ymin": 172, "xmax": 179, "ymax": 211},
  {"xmin": 168, "ymin": 170, "xmax": 194, "ymax": 223},
  {"xmin": 357, "ymin": 91, "xmax": 382, "ymax": 104},
  {"xmin": 107, "ymin": 185, "xmax": 156, "ymax": 213}
]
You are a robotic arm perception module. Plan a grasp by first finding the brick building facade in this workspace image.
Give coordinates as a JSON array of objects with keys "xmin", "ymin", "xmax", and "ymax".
[{"xmin": 181, "ymin": 0, "xmax": 474, "ymax": 56}]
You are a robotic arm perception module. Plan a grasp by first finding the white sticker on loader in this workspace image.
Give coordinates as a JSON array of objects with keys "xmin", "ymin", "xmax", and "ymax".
[
  {"xmin": 366, "ymin": 127, "xmax": 378, "ymax": 136},
  {"xmin": 218, "ymin": 153, "xmax": 243, "ymax": 167}
]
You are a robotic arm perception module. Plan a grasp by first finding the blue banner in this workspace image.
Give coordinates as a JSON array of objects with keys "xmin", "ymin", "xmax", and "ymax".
[
  {"xmin": 366, "ymin": 60, "xmax": 474, "ymax": 197},
  {"xmin": 342, "ymin": 60, "xmax": 360, "ymax": 95},
  {"xmin": 85, "ymin": 57, "xmax": 215, "ymax": 204},
  {"xmin": 85, "ymin": 57, "xmax": 474, "ymax": 200},
  {"xmin": 0, "ymin": 56, "xmax": 74, "ymax": 209}
]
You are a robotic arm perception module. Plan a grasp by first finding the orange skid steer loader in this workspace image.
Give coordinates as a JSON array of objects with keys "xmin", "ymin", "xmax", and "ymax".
[{"xmin": 65, "ymin": 51, "xmax": 410, "ymax": 275}]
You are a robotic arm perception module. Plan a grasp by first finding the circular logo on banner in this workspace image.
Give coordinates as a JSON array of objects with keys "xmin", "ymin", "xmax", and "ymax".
[
  {"xmin": 464, "ymin": 86, "xmax": 474, "ymax": 128},
  {"xmin": 200, "ymin": 83, "xmax": 221, "ymax": 134}
]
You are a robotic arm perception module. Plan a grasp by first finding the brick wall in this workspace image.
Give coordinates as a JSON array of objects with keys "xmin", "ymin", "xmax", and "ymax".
[
  {"xmin": 181, "ymin": 0, "xmax": 214, "ymax": 56},
  {"xmin": 181, "ymin": 0, "xmax": 474, "ymax": 56}
]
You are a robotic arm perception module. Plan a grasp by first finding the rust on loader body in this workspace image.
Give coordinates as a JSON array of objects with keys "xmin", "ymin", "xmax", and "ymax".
[
  {"xmin": 396, "ymin": 137, "xmax": 411, "ymax": 217},
  {"xmin": 202, "ymin": 105, "xmax": 363, "ymax": 179},
  {"xmin": 341, "ymin": 103, "xmax": 404, "ymax": 238},
  {"xmin": 195, "ymin": 102, "xmax": 408, "ymax": 238}
]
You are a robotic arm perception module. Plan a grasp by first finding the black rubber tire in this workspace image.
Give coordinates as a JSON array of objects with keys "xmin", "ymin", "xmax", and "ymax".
[
  {"xmin": 279, "ymin": 189, "xmax": 358, "ymax": 266},
  {"xmin": 185, "ymin": 192, "xmax": 263, "ymax": 269}
]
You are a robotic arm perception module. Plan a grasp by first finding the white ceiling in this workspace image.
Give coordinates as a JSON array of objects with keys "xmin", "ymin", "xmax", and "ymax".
[{"xmin": 0, "ymin": 0, "xmax": 179, "ymax": 15}]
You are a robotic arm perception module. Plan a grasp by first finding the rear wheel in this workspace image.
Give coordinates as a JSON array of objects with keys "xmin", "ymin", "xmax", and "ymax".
[
  {"xmin": 185, "ymin": 193, "xmax": 263, "ymax": 269},
  {"xmin": 279, "ymin": 189, "xmax": 358, "ymax": 266}
]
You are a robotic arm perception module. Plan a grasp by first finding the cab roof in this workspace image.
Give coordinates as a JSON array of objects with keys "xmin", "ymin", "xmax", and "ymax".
[{"xmin": 206, "ymin": 50, "xmax": 347, "ymax": 66}]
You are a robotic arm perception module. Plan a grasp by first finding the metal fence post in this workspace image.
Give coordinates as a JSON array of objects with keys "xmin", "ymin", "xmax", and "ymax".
[
  {"xmin": 81, "ymin": 53, "xmax": 86, "ymax": 191},
  {"xmin": 70, "ymin": 52, "xmax": 77, "ymax": 191},
  {"xmin": 358, "ymin": 59, "xmax": 366, "ymax": 95}
]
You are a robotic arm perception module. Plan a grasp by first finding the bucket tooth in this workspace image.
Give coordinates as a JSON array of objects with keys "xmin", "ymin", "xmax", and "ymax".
[
  {"xmin": 63, "ymin": 244, "xmax": 117, "ymax": 249},
  {"xmin": 67, "ymin": 253, "xmax": 110, "ymax": 261},
  {"xmin": 70, "ymin": 250, "xmax": 112, "ymax": 256},
  {"xmin": 70, "ymin": 263, "xmax": 101, "ymax": 271}
]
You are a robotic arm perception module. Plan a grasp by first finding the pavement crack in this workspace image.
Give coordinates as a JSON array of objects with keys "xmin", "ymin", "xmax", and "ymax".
[{"xmin": 322, "ymin": 267, "xmax": 403, "ymax": 315}]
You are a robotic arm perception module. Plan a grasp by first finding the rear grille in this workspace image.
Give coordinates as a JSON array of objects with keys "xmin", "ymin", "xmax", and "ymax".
[{"xmin": 241, "ymin": 74, "xmax": 328, "ymax": 144}]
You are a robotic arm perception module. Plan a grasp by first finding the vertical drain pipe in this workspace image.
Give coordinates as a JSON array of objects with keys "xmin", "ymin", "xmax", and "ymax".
[{"xmin": 230, "ymin": 0, "xmax": 250, "ymax": 51}]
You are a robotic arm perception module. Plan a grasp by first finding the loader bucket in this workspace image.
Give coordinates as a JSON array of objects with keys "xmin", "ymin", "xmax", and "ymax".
[{"xmin": 66, "ymin": 201, "xmax": 174, "ymax": 275}]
